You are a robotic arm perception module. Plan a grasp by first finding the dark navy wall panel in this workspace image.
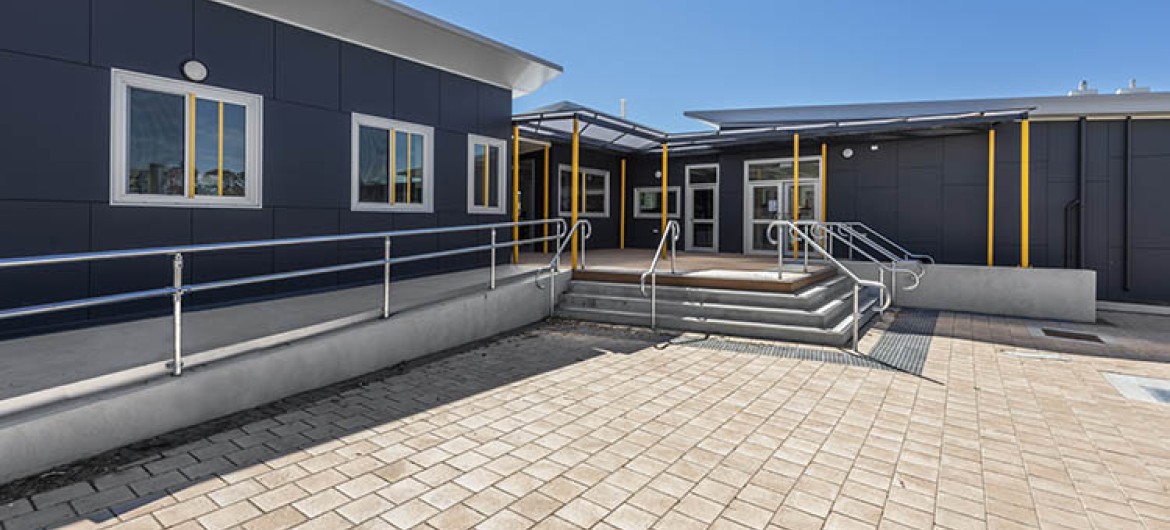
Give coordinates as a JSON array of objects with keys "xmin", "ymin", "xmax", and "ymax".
[
  {"xmin": 394, "ymin": 60, "xmax": 440, "ymax": 126},
  {"xmin": 0, "ymin": 0, "xmax": 519, "ymax": 329},
  {"xmin": 273, "ymin": 207, "xmax": 340, "ymax": 291},
  {"xmin": 339, "ymin": 43, "xmax": 395, "ymax": 118},
  {"xmin": 434, "ymin": 129, "xmax": 468, "ymax": 214},
  {"xmin": 0, "ymin": 0, "xmax": 90, "ymax": 64},
  {"xmin": 895, "ymin": 167, "xmax": 943, "ymax": 257},
  {"xmin": 273, "ymin": 24, "xmax": 339, "ymax": 110},
  {"xmin": 87, "ymin": 205, "xmax": 193, "ymax": 315},
  {"xmin": 264, "ymin": 101, "xmax": 349, "ymax": 209},
  {"xmin": 0, "ymin": 52, "xmax": 107, "ymax": 202},
  {"xmin": 92, "ymin": 0, "xmax": 193, "ymax": 78},
  {"xmin": 478, "ymin": 85, "xmax": 512, "ymax": 139},
  {"xmin": 0, "ymin": 202, "xmax": 91, "ymax": 329},
  {"xmin": 193, "ymin": 0, "xmax": 273, "ymax": 97},
  {"xmin": 440, "ymin": 74, "xmax": 479, "ymax": 134}
]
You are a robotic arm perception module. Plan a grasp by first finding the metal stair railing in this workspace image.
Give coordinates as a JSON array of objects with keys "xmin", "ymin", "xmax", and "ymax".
[
  {"xmin": 0, "ymin": 218, "xmax": 569, "ymax": 377},
  {"xmin": 638, "ymin": 220, "xmax": 679, "ymax": 329},
  {"xmin": 535, "ymin": 219, "xmax": 593, "ymax": 316},
  {"xmin": 812, "ymin": 223, "xmax": 925, "ymax": 301},
  {"xmin": 767, "ymin": 220, "xmax": 890, "ymax": 351},
  {"xmin": 839, "ymin": 222, "xmax": 935, "ymax": 264}
]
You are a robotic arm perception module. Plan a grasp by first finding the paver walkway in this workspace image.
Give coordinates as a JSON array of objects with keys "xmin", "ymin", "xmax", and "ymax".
[{"xmin": 2, "ymin": 311, "xmax": 1169, "ymax": 529}]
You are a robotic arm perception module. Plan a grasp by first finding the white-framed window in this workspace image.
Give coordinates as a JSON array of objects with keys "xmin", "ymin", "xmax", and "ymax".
[
  {"xmin": 466, "ymin": 134, "xmax": 507, "ymax": 214},
  {"xmin": 557, "ymin": 164, "xmax": 609, "ymax": 218},
  {"xmin": 110, "ymin": 69, "xmax": 263, "ymax": 208},
  {"xmin": 350, "ymin": 112, "xmax": 434, "ymax": 213},
  {"xmin": 634, "ymin": 186, "xmax": 680, "ymax": 219}
]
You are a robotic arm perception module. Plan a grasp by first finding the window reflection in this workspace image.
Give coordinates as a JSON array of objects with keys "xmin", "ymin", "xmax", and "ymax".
[{"xmin": 127, "ymin": 88, "xmax": 184, "ymax": 196}]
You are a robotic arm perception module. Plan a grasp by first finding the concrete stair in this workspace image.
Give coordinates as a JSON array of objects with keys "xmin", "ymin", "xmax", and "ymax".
[{"xmin": 556, "ymin": 275, "xmax": 881, "ymax": 346}]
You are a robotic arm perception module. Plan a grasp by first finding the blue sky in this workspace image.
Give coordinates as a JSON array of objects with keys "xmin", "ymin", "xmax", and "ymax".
[{"xmin": 403, "ymin": 0, "xmax": 1170, "ymax": 132}]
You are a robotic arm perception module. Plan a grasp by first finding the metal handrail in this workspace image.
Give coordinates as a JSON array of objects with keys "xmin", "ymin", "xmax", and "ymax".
[
  {"xmin": 767, "ymin": 221, "xmax": 889, "ymax": 351},
  {"xmin": 0, "ymin": 218, "xmax": 568, "ymax": 376},
  {"xmin": 842, "ymin": 222, "xmax": 935, "ymax": 264},
  {"xmin": 639, "ymin": 220, "xmax": 679, "ymax": 329},
  {"xmin": 534, "ymin": 220, "xmax": 592, "ymax": 316},
  {"xmin": 815, "ymin": 223, "xmax": 925, "ymax": 293}
]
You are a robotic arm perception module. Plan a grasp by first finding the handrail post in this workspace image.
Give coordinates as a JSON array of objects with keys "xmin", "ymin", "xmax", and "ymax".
[
  {"xmin": 803, "ymin": 230, "xmax": 809, "ymax": 273},
  {"xmin": 490, "ymin": 230, "xmax": 497, "ymax": 290},
  {"xmin": 669, "ymin": 224, "xmax": 677, "ymax": 274},
  {"xmin": 651, "ymin": 273, "xmax": 657, "ymax": 329},
  {"xmin": 382, "ymin": 237, "xmax": 391, "ymax": 319},
  {"xmin": 852, "ymin": 283, "xmax": 860, "ymax": 351},
  {"xmin": 171, "ymin": 253, "xmax": 183, "ymax": 377}
]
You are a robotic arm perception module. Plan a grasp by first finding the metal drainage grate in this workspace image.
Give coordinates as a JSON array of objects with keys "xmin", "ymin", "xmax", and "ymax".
[
  {"xmin": 1002, "ymin": 350, "xmax": 1068, "ymax": 361},
  {"xmin": 679, "ymin": 310, "xmax": 937, "ymax": 376},
  {"xmin": 1145, "ymin": 387, "xmax": 1170, "ymax": 404},
  {"xmin": 1103, "ymin": 372, "xmax": 1170, "ymax": 405},
  {"xmin": 1041, "ymin": 327, "xmax": 1104, "ymax": 343},
  {"xmin": 867, "ymin": 310, "xmax": 938, "ymax": 375}
]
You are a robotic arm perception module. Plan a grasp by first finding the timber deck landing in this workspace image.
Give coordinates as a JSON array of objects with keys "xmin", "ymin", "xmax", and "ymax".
[{"xmin": 522, "ymin": 249, "xmax": 835, "ymax": 293}]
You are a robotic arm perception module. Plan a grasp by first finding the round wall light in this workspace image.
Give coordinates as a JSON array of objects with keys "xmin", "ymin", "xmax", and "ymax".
[
  {"xmin": 181, "ymin": 59, "xmax": 208, "ymax": 82},
  {"xmin": 841, "ymin": 148, "xmax": 854, "ymax": 159}
]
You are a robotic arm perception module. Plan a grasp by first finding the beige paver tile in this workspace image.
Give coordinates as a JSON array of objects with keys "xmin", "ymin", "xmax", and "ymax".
[
  {"xmin": 555, "ymin": 498, "xmax": 610, "ymax": 528},
  {"xmin": 292, "ymin": 488, "xmax": 350, "ymax": 518},
  {"xmin": 425, "ymin": 504, "xmax": 484, "ymax": 530},
  {"xmin": 197, "ymin": 501, "xmax": 263, "ymax": 530},
  {"xmin": 380, "ymin": 499, "xmax": 438, "ymax": 529},
  {"xmin": 336, "ymin": 493, "xmax": 395, "ymax": 524},
  {"xmin": 243, "ymin": 505, "xmax": 308, "ymax": 530},
  {"xmin": 477, "ymin": 508, "xmax": 534, "ymax": 530}
]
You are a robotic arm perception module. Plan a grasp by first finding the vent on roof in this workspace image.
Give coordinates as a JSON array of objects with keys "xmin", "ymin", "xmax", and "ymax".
[
  {"xmin": 1116, "ymin": 79, "xmax": 1151, "ymax": 95},
  {"xmin": 1067, "ymin": 80, "xmax": 1099, "ymax": 96},
  {"xmin": 1040, "ymin": 327, "xmax": 1104, "ymax": 343}
]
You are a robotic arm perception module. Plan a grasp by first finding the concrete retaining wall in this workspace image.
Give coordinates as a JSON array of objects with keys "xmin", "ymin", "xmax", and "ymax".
[
  {"xmin": 0, "ymin": 272, "xmax": 570, "ymax": 484},
  {"xmin": 842, "ymin": 262, "xmax": 1096, "ymax": 323}
]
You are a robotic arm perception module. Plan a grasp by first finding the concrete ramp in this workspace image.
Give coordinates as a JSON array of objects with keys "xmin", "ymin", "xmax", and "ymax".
[{"xmin": 0, "ymin": 269, "xmax": 570, "ymax": 484}]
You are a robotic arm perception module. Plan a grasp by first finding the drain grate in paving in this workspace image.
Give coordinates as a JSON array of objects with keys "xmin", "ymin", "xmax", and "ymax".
[
  {"xmin": 680, "ymin": 310, "xmax": 937, "ymax": 376},
  {"xmin": 867, "ymin": 310, "xmax": 938, "ymax": 375},
  {"xmin": 1103, "ymin": 372, "xmax": 1170, "ymax": 404},
  {"xmin": 1041, "ymin": 327, "xmax": 1105, "ymax": 343},
  {"xmin": 679, "ymin": 337, "xmax": 886, "ymax": 369},
  {"xmin": 1002, "ymin": 351, "xmax": 1069, "ymax": 361},
  {"xmin": 1145, "ymin": 387, "xmax": 1170, "ymax": 404}
]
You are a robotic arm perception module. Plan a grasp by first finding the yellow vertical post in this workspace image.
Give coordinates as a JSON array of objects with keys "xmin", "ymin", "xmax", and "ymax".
[
  {"xmin": 217, "ymin": 102, "xmax": 224, "ymax": 196},
  {"xmin": 661, "ymin": 143, "xmax": 668, "ymax": 258},
  {"xmin": 390, "ymin": 129, "xmax": 396, "ymax": 205},
  {"xmin": 187, "ymin": 94, "xmax": 196, "ymax": 197},
  {"xmin": 482, "ymin": 144, "xmax": 489, "ymax": 208},
  {"xmin": 512, "ymin": 126, "xmax": 520, "ymax": 263},
  {"xmin": 542, "ymin": 145, "xmax": 550, "ymax": 254},
  {"xmin": 792, "ymin": 134, "xmax": 800, "ymax": 256},
  {"xmin": 819, "ymin": 142, "xmax": 826, "ymax": 221},
  {"xmin": 987, "ymin": 128, "xmax": 996, "ymax": 266},
  {"xmin": 406, "ymin": 134, "xmax": 412, "ymax": 204},
  {"xmin": 1020, "ymin": 119, "xmax": 1030, "ymax": 268},
  {"xmin": 620, "ymin": 158, "xmax": 627, "ymax": 249},
  {"xmin": 571, "ymin": 117, "xmax": 580, "ymax": 269}
]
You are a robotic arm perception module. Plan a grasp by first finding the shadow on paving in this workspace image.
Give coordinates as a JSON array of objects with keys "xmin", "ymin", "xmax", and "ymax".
[{"xmin": 0, "ymin": 319, "xmax": 679, "ymax": 529}]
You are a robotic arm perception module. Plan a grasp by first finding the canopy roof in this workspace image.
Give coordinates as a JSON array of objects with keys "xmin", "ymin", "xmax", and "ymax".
[
  {"xmin": 514, "ymin": 102, "xmax": 1027, "ymax": 155},
  {"xmin": 212, "ymin": 0, "xmax": 562, "ymax": 96},
  {"xmin": 686, "ymin": 92, "xmax": 1170, "ymax": 129}
]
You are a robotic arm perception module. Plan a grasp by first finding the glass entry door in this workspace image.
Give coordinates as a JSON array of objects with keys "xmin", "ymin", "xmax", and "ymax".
[
  {"xmin": 743, "ymin": 158, "xmax": 821, "ymax": 254},
  {"xmin": 685, "ymin": 164, "xmax": 719, "ymax": 252}
]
